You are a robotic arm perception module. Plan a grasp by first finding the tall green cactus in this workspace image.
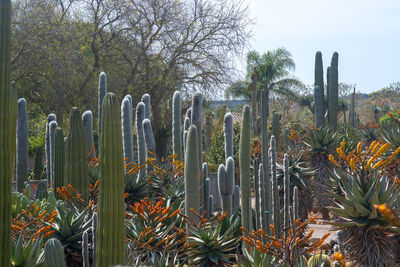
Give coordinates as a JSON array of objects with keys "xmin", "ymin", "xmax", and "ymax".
[
  {"xmin": 261, "ymin": 89, "xmax": 271, "ymax": 234},
  {"xmin": 82, "ymin": 110, "xmax": 93, "ymax": 153},
  {"xmin": 283, "ymin": 154, "xmax": 290, "ymax": 239},
  {"xmin": 240, "ymin": 105, "xmax": 251, "ymax": 249},
  {"xmin": 46, "ymin": 114, "xmax": 56, "ymax": 184},
  {"xmin": 326, "ymin": 66, "xmax": 330, "ymax": 116},
  {"xmin": 258, "ymin": 164, "xmax": 268, "ymax": 243},
  {"xmin": 136, "ymin": 102, "xmax": 146, "ymax": 181},
  {"xmin": 349, "ymin": 87, "xmax": 356, "ymax": 127},
  {"xmin": 202, "ymin": 162, "xmax": 208, "ymax": 179},
  {"xmin": 328, "ymin": 52, "xmax": 339, "ymax": 127},
  {"xmin": 49, "ymin": 120, "xmax": 58, "ymax": 184},
  {"xmin": 141, "ymin": 93, "xmax": 151, "ymax": 120},
  {"xmin": 293, "ymin": 186, "xmax": 299, "ymax": 223},
  {"xmin": 121, "ymin": 97, "xmax": 133, "ymax": 168},
  {"xmin": 183, "ymin": 117, "xmax": 190, "ymax": 154},
  {"xmin": 44, "ymin": 238, "xmax": 66, "ymax": 267},
  {"xmin": 224, "ymin": 112, "xmax": 233, "ymax": 160},
  {"xmin": 186, "ymin": 107, "xmax": 192, "ymax": 121},
  {"xmin": 204, "ymin": 177, "xmax": 211, "ymax": 218},
  {"xmin": 33, "ymin": 146, "xmax": 44, "ymax": 180},
  {"xmin": 0, "ymin": 0, "xmax": 16, "ymax": 264},
  {"xmin": 16, "ymin": 98, "xmax": 28, "ymax": 192},
  {"xmin": 53, "ymin": 127, "xmax": 65, "ymax": 194},
  {"xmin": 270, "ymin": 136, "xmax": 280, "ymax": 237},
  {"xmin": 143, "ymin": 119, "xmax": 155, "ymax": 155},
  {"xmin": 218, "ymin": 157, "xmax": 235, "ymax": 217},
  {"xmin": 233, "ymin": 185, "xmax": 240, "ymax": 213},
  {"xmin": 272, "ymin": 111, "xmax": 281, "ymax": 148},
  {"xmin": 98, "ymin": 72, "xmax": 107, "ymax": 136},
  {"xmin": 314, "ymin": 51, "xmax": 325, "ymax": 128},
  {"xmin": 172, "ymin": 91, "xmax": 182, "ymax": 160},
  {"xmin": 65, "ymin": 107, "xmax": 89, "ymax": 200},
  {"xmin": 191, "ymin": 93, "xmax": 203, "ymax": 211},
  {"xmin": 82, "ymin": 230, "xmax": 89, "ymax": 267},
  {"xmin": 253, "ymin": 157, "xmax": 260, "ymax": 230},
  {"xmin": 184, "ymin": 125, "xmax": 200, "ymax": 225},
  {"xmin": 96, "ymin": 93, "xmax": 126, "ymax": 267}
]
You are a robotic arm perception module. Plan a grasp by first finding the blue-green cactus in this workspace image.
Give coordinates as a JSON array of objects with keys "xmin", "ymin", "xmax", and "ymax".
[
  {"xmin": 136, "ymin": 102, "xmax": 146, "ymax": 181},
  {"xmin": 141, "ymin": 93, "xmax": 151, "ymax": 120},
  {"xmin": 46, "ymin": 113, "xmax": 56, "ymax": 184},
  {"xmin": 16, "ymin": 98, "xmax": 28, "ymax": 192},
  {"xmin": 82, "ymin": 110, "xmax": 93, "ymax": 153},
  {"xmin": 98, "ymin": 72, "xmax": 107, "ymax": 136},
  {"xmin": 121, "ymin": 97, "xmax": 134, "ymax": 169}
]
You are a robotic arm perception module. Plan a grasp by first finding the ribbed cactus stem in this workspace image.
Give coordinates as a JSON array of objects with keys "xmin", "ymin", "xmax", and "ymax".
[
  {"xmin": 326, "ymin": 66, "xmax": 330, "ymax": 116},
  {"xmin": 92, "ymin": 213, "xmax": 97, "ymax": 267},
  {"xmin": 328, "ymin": 52, "xmax": 339, "ymax": 127},
  {"xmin": 184, "ymin": 116, "xmax": 191, "ymax": 131},
  {"xmin": 272, "ymin": 111, "xmax": 280, "ymax": 148},
  {"xmin": 96, "ymin": 93, "xmax": 126, "ymax": 267},
  {"xmin": 82, "ymin": 110, "xmax": 94, "ymax": 153},
  {"xmin": 240, "ymin": 105, "xmax": 251, "ymax": 250},
  {"xmin": 186, "ymin": 107, "xmax": 192, "ymax": 121},
  {"xmin": 224, "ymin": 112, "xmax": 233, "ymax": 160},
  {"xmin": 293, "ymin": 186, "xmax": 299, "ymax": 223},
  {"xmin": 204, "ymin": 178, "xmax": 210, "ymax": 218},
  {"xmin": 314, "ymin": 51, "xmax": 325, "ymax": 128},
  {"xmin": 270, "ymin": 136, "xmax": 280, "ymax": 236},
  {"xmin": 65, "ymin": 107, "xmax": 89, "ymax": 200},
  {"xmin": 44, "ymin": 238, "xmax": 66, "ymax": 267},
  {"xmin": 93, "ymin": 131, "xmax": 99, "ymax": 157},
  {"xmin": 49, "ymin": 120, "xmax": 58, "ymax": 184},
  {"xmin": 184, "ymin": 125, "xmax": 200, "ymax": 226},
  {"xmin": 208, "ymin": 195, "xmax": 214, "ymax": 218},
  {"xmin": 82, "ymin": 230, "xmax": 89, "ymax": 267},
  {"xmin": 172, "ymin": 91, "xmax": 182, "ymax": 160},
  {"xmin": 0, "ymin": 0, "xmax": 15, "ymax": 263},
  {"xmin": 253, "ymin": 157, "xmax": 260, "ymax": 231},
  {"xmin": 183, "ymin": 130, "xmax": 188, "ymax": 156},
  {"xmin": 121, "ymin": 97, "xmax": 134, "ymax": 169},
  {"xmin": 143, "ymin": 119, "xmax": 155, "ymax": 155},
  {"xmin": 258, "ymin": 164, "xmax": 267, "ymax": 241},
  {"xmin": 191, "ymin": 93, "xmax": 203, "ymax": 212},
  {"xmin": 98, "ymin": 72, "xmax": 107, "ymax": 136},
  {"xmin": 218, "ymin": 158, "xmax": 234, "ymax": 217},
  {"xmin": 53, "ymin": 128, "xmax": 65, "ymax": 195},
  {"xmin": 283, "ymin": 154, "xmax": 290, "ymax": 238},
  {"xmin": 136, "ymin": 102, "xmax": 146, "ymax": 181},
  {"xmin": 233, "ymin": 185, "xmax": 240, "ymax": 213},
  {"xmin": 16, "ymin": 98, "xmax": 28, "ymax": 192},
  {"xmin": 46, "ymin": 113, "xmax": 56, "ymax": 184},
  {"xmin": 349, "ymin": 87, "xmax": 356, "ymax": 126},
  {"xmin": 141, "ymin": 93, "xmax": 151, "ymax": 119},
  {"xmin": 33, "ymin": 146, "xmax": 43, "ymax": 180},
  {"xmin": 202, "ymin": 162, "xmax": 208, "ymax": 179}
]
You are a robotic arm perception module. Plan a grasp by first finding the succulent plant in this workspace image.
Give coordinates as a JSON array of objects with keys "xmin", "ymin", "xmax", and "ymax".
[
  {"xmin": 44, "ymin": 238, "xmax": 66, "ymax": 267},
  {"xmin": 97, "ymin": 72, "xmax": 107, "ymax": 136},
  {"xmin": 16, "ymin": 98, "xmax": 29, "ymax": 192},
  {"xmin": 33, "ymin": 146, "xmax": 44, "ymax": 180},
  {"xmin": 172, "ymin": 91, "xmax": 182, "ymax": 160}
]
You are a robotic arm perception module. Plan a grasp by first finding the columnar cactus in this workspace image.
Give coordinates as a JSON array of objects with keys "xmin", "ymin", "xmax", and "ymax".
[
  {"xmin": 82, "ymin": 230, "xmax": 89, "ymax": 267},
  {"xmin": 240, "ymin": 105, "xmax": 251, "ymax": 248},
  {"xmin": 261, "ymin": 89, "xmax": 272, "ymax": 234},
  {"xmin": 272, "ymin": 111, "xmax": 281, "ymax": 148},
  {"xmin": 283, "ymin": 154, "xmax": 290, "ymax": 238},
  {"xmin": 46, "ymin": 113, "xmax": 56, "ymax": 183},
  {"xmin": 270, "ymin": 136, "xmax": 280, "ymax": 236},
  {"xmin": 326, "ymin": 66, "xmax": 330, "ymax": 115},
  {"xmin": 96, "ymin": 93, "xmax": 126, "ymax": 267},
  {"xmin": 143, "ymin": 119, "xmax": 155, "ymax": 155},
  {"xmin": 0, "ymin": 0, "xmax": 16, "ymax": 263},
  {"xmin": 44, "ymin": 238, "xmax": 66, "ymax": 267},
  {"xmin": 16, "ymin": 98, "xmax": 28, "ymax": 192},
  {"xmin": 233, "ymin": 185, "xmax": 240, "ymax": 213},
  {"xmin": 314, "ymin": 51, "xmax": 325, "ymax": 128},
  {"xmin": 224, "ymin": 112, "xmax": 233, "ymax": 160},
  {"xmin": 136, "ymin": 102, "xmax": 146, "ymax": 181},
  {"xmin": 184, "ymin": 125, "xmax": 200, "ymax": 225},
  {"xmin": 141, "ymin": 93, "xmax": 151, "ymax": 119},
  {"xmin": 218, "ymin": 157, "xmax": 235, "ymax": 217},
  {"xmin": 258, "ymin": 164, "xmax": 267, "ymax": 237},
  {"xmin": 208, "ymin": 195, "xmax": 214, "ymax": 218},
  {"xmin": 191, "ymin": 93, "xmax": 203, "ymax": 211},
  {"xmin": 204, "ymin": 178, "xmax": 210, "ymax": 218},
  {"xmin": 65, "ymin": 107, "xmax": 89, "ymax": 200},
  {"xmin": 33, "ymin": 146, "xmax": 44, "ymax": 180},
  {"xmin": 82, "ymin": 110, "xmax": 94, "ymax": 153},
  {"xmin": 92, "ymin": 213, "xmax": 97, "ymax": 267},
  {"xmin": 202, "ymin": 162, "xmax": 208, "ymax": 179},
  {"xmin": 186, "ymin": 107, "xmax": 192, "ymax": 121},
  {"xmin": 328, "ymin": 52, "xmax": 339, "ymax": 127},
  {"xmin": 293, "ymin": 186, "xmax": 299, "ymax": 223},
  {"xmin": 36, "ymin": 181, "xmax": 47, "ymax": 200},
  {"xmin": 172, "ymin": 91, "xmax": 182, "ymax": 160},
  {"xmin": 53, "ymin": 127, "xmax": 65, "ymax": 194},
  {"xmin": 183, "ymin": 117, "xmax": 190, "ymax": 154},
  {"xmin": 253, "ymin": 157, "xmax": 260, "ymax": 230},
  {"xmin": 49, "ymin": 120, "xmax": 58, "ymax": 183},
  {"xmin": 349, "ymin": 87, "xmax": 356, "ymax": 127},
  {"xmin": 98, "ymin": 72, "xmax": 107, "ymax": 136},
  {"xmin": 121, "ymin": 97, "xmax": 134, "ymax": 169}
]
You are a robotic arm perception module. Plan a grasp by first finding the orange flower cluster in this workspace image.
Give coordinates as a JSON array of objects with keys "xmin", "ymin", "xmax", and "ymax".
[
  {"xmin": 331, "ymin": 251, "xmax": 345, "ymax": 265},
  {"xmin": 388, "ymin": 110, "xmax": 400, "ymax": 124},
  {"xmin": 374, "ymin": 203, "xmax": 400, "ymax": 228},
  {"xmin": 241, "ymin": 217, "xmax": 330, "ymax": 267},
  {"xmin": 358, "ymin": 121, "xmax": 380, "ymax": 130},
  {"xmin": 329, "ymin": 141, "xmax": 400, "ymax": 174}
]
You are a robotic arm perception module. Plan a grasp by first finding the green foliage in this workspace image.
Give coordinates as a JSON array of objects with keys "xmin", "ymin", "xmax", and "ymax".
[
  {"xmin": 11, "ymin": 234, "xmax": 43, "ymax": 267},
  {"xmin": 307, "ymin": 254, "xmax": 331, "ymax": 267}
]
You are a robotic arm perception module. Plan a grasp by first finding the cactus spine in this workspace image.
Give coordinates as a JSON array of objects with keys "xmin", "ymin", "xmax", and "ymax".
[
  {"xmin": 283, "ymin": 154, "xmax": 290, "ymax": 238},
  {"xmin": 328, "ymin": 52, "xmax": 339, "ymax": 127},
  {"xmin": 121, "ymin": 97, "xmax": 134, "ymax": 169},
  {"xmin": 314, "ymin": 51, "xmax": 325, "ymax": 128},
  {"xmin": 82, "ymin": 230, "xmax": 89, "ymax": 267},
  {"xmin": 240, "ymin": 105, "xmax": 251, "ymax": 249},
  {"xmin": 33, "ymin": 146, "xmax": 44, "ymax": 180},
  {"xmin": 270, "ymin": 136, "xmax": 280, "ymax": 236},
  {"xmin": 218, "ymin": 157, "xmax": 235, "ymax": 217},
  {"xmin": 82, "ymin": 110, "xmax": 93, "ymax": 153},
  {"xmin": 65, "ymin": 107, "xmax": 89, "ymax": 200},
  {"xmin": 44, "ymin": 238, "xmax": 66, "ymax": 267},
  {"xmin": 141, "ymin": 93, "xmax": 151, "ymax": 119},
  {"xmin": 224, "ymin": 112, "xmax": 233, "ymax": 160},
  {"xmin": 172, "ymin": 91, "xmax": 182, "ymax": 160},
  {"xmin": 184, "ymin": 125, "xmax": 200, "ymax": 225},
  {"xmin": 49, "ymin": 120, "xmax": 58, "ymax": 184},
  {"xmin": 98, "ymin": 72, "xmax": 107, "ymax": 136},
  {"xmin": 53, "ymin": 128, "xmax": 65, "ymax": 194},
  {"xmin": 136, "ymin": 102, "xmax": 146, "ymax": 181},
  {"xmin": 96, "ymin": 93, "xmax": 126, "ymax": 267},
  {"xmin": 46, "ymin": 113, "xmax": 56, "ymax": 184},
  {"xmin": 16, "ymin": 98, "xmax": 28, "ymax": 192}
]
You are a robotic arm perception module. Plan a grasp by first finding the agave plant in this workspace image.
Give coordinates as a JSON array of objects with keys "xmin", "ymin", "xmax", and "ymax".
[
  {"xmin": 11, "ymin": 234, "xmax": 43, "ymax": 267},
  {"xmin": 329, "ymin": 141, "xmax": 400, "ymax": 266}
]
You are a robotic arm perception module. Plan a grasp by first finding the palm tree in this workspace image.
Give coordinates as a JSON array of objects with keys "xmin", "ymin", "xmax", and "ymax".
[{"xmin": 226, "ymin": 48, "xmax": 303, "ymax": 135}]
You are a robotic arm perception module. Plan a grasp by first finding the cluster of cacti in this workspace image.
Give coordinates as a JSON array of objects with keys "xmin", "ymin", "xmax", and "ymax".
[
  {"xmin": 96, "ymin": 93, "xmax": 126, "ymax": 266},
  {"xmin": 16, "ymin": 98, "xmax": 28, "ymax": 192},
  {"xmin": 217, "ymin": 157, "xmax": 235, "ymax": 217}
]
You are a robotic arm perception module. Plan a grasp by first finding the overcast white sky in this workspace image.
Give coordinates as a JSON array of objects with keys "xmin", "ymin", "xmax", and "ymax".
[{"xmin": 240, "ymin": 0, "xmax": 400, "ymax": 93}]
